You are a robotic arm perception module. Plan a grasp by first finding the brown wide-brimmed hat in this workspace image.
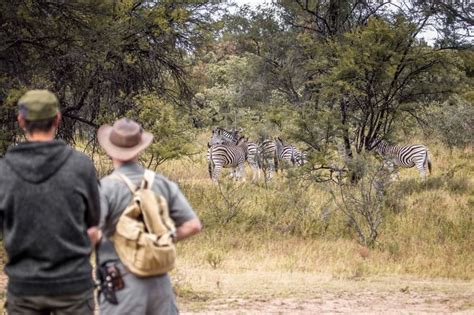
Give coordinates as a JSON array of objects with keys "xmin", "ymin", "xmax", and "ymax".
[{"xmin": 97, "ymin": 118, "xmax": 153, "ymax": 161}]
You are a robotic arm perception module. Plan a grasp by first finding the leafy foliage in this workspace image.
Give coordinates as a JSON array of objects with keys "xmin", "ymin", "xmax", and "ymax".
[
  {"xmin": 427, "ymin": 96, "xmax": 474, "ymax": 149},
  {"xmin": 1, "ymin": 0, "xmax": 471, "ymax": 173},
  {"xmin": 0, "ymin": 0, "xmax": 222, "ymax": 154},
  {"xmin": 130, "ymin": 94, "xmax": 196, "ymax": 169}
]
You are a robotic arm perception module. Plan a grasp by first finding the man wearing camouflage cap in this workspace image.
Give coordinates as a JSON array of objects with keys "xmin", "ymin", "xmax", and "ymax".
[{"xmin": 0, "ymin": 90, "xmax": 101, "ymax": 314}]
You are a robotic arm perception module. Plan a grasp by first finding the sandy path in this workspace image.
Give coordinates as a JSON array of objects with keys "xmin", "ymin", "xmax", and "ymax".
[
  {"xmin": 1, "ymin": 270, "xmax": 472, "ymax": 314},
  {"xmin": 177, "ymin": 269, "xmax": 474, "ymax": 314}
]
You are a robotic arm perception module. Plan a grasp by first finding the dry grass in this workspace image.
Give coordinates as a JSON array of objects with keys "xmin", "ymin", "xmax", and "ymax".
[
  {"xmin": 74, "ymin": 135, "xmax": 473, "ymax": 314},
  {"xmin": 153, "ymin": 138, "xmax": 474, "ymax": 281},
  {"xmin": 162, "ymin": 138, "xmax": 473, "ymax": 312}
]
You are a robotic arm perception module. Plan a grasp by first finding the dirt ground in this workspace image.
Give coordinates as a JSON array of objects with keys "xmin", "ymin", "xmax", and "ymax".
[
  {"xmin": 1, "ymin": 270, "xmax": 473, "ymax": 314},
  {"xmin": 177, "ymin": 269, "xmax": 474, "ymax": 314}
]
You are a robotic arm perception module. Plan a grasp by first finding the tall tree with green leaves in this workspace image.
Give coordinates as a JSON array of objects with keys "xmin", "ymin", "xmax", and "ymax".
[{"xmin": 0, "ymin": 0, "xmax": 222, "ymax": 154}]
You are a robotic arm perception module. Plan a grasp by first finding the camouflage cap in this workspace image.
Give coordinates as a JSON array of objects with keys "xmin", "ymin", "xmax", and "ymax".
[{"xmin": 18, "ymin": 89, "xmax": 59, "ymax": 121}]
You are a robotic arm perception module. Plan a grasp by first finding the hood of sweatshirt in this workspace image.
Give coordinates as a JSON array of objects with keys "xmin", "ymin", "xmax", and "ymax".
[{"xmin": 4, "ymin": 140, "xmax": 73, "ymax": 184}]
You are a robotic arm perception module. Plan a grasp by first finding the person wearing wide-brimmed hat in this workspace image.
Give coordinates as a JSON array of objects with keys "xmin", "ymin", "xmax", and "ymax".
[
  {"xmin": 96, "ymin": 118, "xmax": 202, "ymax": 315},
  {"xmin": 0, "ymin": 89, "xmax": 101, "ymax": 314}
]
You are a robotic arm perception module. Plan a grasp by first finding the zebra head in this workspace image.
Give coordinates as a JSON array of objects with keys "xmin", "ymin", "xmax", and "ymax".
[
  {"xmin": 287, "ymin": 146, "xmax": 306, "ymax": 166},
  {"xmin": 274, "ymin": 137, "xmax": 285, "ymax": 154},
  {"xmin": 236, "ymin": 136, "xmax": 249, "ymax": 156},
  {"xmin": 368, "ymin": 138, "xmax": 388, "ymax": 156},
  {"xmin": 236, "ymin": 135, "xmax": 248, "ymax": 146},
  {"xmin": 209, "ymin": 127, "xmax": 241, "ymax": 146},
  {"xmin": 295, "ymin": 150, "xmax": 307, "ymax": 166}
]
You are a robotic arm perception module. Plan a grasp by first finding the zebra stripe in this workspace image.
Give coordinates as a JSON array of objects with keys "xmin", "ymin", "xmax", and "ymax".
[
  {"xmin": 278, "ymin": 145, "xmax": 306, "ymax": 166},
  {"xmin": 275, "ymin": 138, "xmax": 306, "ymax": 168},
  {"xmin": 209, "ymin": 127, "xmax": 261, "ymax": 181},
  {"xmin": 209, "ymin": 127, "xmax": 240, "ymax": 146},
  {"xmin": 259, "ymin": 138, "xmax": 278, "ymax": 179},
  {"xmin": 373, "ymin": 140, "xmax": 432, "ymax": 177},
  {"xmin": 246, "ymin": 141, "xmax": 261, "ymax": 181},
  {"xmin": 208, "ymin": 137, "xmax": 248, "ymax": 182}
]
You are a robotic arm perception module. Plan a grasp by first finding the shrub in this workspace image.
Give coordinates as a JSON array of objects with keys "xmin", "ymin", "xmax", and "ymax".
[
  {"xmin": 428, "ymin": 97, "xmax": 474, "ymax": 149},
  {"xmin": 330, "ymin": 160, "xmax": 392, "ymax": 247}
]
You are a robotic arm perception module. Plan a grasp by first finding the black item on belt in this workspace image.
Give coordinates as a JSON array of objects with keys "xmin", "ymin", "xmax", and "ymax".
[{"xmin": 97, "ymin": 261, "xmax": 125, "ymax": 305}]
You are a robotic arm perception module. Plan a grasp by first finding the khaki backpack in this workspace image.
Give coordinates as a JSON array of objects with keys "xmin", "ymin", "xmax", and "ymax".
[{"xmin": 111, "ymin": 170, "xmax": 176, "ymax": 277}]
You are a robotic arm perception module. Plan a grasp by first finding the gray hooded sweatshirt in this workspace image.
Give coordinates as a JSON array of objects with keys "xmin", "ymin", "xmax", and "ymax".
[{"xmin": 0, "ymin": 140, "xmax": 100, "ymax": 296}]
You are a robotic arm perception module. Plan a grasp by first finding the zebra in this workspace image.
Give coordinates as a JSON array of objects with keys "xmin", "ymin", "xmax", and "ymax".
[
  {"xmin": 369, "ymin": 139, "xmax": 432, "ymax": 178},
  {"xmin": 208, "ymin": 136, "xmax": 249, "ymax": 182},
  {"xmin": 208, "ymin": 127, "xmax": 261, "ymax": 181},
  {"xmin": 274, "ymin": 137, "xmax": 306, "ymax": 168},
  {"xmin": 208, "ymin": 127, "xmax": 240, "ymax": 146},
  {"xmin": 258, "ymin": 138, "xmax": 279, "ymax": 179}
]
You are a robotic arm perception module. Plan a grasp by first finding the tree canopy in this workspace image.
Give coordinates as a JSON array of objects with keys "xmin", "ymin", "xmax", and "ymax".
[{"xmin": 1, "ymin": 0, "xmax": 472, "ymax": 173}]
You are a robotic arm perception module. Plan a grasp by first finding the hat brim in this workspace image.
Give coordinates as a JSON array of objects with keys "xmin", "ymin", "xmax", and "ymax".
[{"xmin": 97, "ymin": 124, "xmax": 154, "ymax": 161}]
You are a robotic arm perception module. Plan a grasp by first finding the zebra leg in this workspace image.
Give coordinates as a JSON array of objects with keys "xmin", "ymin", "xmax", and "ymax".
[
  {"xmin": 267, "ymin": 158, "xmax": 274, "ymax": 180},
  {"xmin": 412, "ymin": 152, "xmax": 429, "ymax": 179},
  {"xmin": 249, "ymin": 161, "xmax": 260, "ymax": 182},
  {"xmin": 415, "ymin": 162, "xmax": 426, "ymax": 179},
  {"xmin": 254, "ymin": 164, "xmax": 261, "ymax": 182},
  {"xmin": 207, "ymin": 148, "xmax": 214, "ymax": 179},
  {"xmin": 229, "ymin": 165, "xmax": 244, "ymax": 181},
  {"xmin": 238, "ymin": 163, "xmax": 246, "ymax": 181},
  {"xmin": 232, "ymin": 167, "xmax": 240, "ymax": 180},
  {"xmin": 425, "ymin": 151, "xmax": 432, "ymax": 175}
]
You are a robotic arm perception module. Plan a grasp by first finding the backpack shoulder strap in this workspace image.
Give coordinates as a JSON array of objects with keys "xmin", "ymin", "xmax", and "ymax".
[
  {"xmin": 141, "ymin": 169, "xmax": 155, "ymax": 190},
  {"xmin": 113, "ymin": 173, "xmax": 137, "ymax": 192}
]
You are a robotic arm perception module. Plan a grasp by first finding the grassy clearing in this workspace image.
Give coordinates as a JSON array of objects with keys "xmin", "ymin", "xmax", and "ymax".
[
  {"xmin": 0, "ymin": 136, "xmax": 472, "ymax": 312},
  {"xmin": 26, "ymin": 137, "xmax": 474, "ymax": 277},
  {"xmin": 149, "ymin": 138, "xmax": 473, "ymax": 282}
]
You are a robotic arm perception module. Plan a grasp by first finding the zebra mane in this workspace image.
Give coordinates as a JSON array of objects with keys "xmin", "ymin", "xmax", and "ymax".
[
  {"xmin": 210, "ymin": 126, "xmax": 242, "ymax": 146},
  {"xmin": 274, "ymin": 137, "xmax": 285, "ymax": 153},
  {"xmin": 214, "ymin": 127, "xmax": 241, "ymax": 137},
  {"xmin": 236, "ymin": 135, "xmax": 248, "ymax": 144},
  {"xmin": 212, "ymin": 126, "xmax": 242, "ymax": 133}
]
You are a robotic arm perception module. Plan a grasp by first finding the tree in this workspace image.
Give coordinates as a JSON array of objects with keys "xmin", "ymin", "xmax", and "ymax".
[
  {"xmin": 256, "ymin": 1, "xmax": 467, "ymax": 182},
  {"xmin": 429, "ymin": 0, "xmax": 473, "ymax": 48},
  {"xmin": 130, "ymin": 94, "xmax": 196, "ymax": 170},
  {"xmin": 0, "ymin": 0, "xmax": 222, "ymax": 154},
  {"xmin": 324, "ymin": 18, "xmax": 463, "ymax": 154}
]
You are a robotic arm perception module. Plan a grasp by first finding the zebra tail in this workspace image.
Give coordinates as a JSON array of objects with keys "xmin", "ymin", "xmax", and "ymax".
[
  {"xmin": 255, "ymin": 150, "xmax": 263, "ymax": 169},
  {"xmin": 428, "ymin": 155, "xmax": 432, "ymax": 175}
]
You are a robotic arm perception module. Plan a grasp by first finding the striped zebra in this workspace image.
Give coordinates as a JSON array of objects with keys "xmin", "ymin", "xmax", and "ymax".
[
  {"xmin": 208, "ymin": 136, "xmax": 249, "ymax": 182},
  {"xmin": 209, "ymin": 127, "xmax": 261, "ymax": 181},
  {"xmin": 209, "ymin": 127, "xmax": 240, "ymax": 146},
  {"xmin": 259, "ymin": 138, "xmax": 278, "ymax": 179},
  {"xmin": 275, "ymin": 138, "xmax": 306, "ymax": 168},
  {"xmin": 370, "ymin": 139, "xmax": 432, "ymax": 178}
]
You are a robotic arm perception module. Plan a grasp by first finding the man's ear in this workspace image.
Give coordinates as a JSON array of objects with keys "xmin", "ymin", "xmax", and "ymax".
[
  {"xmin": 53, "ymin": 112, "xmax": 62, "ymax": 128},
  {"xmin": 17, "ymin": 113, "xmax": 26, "ymax": 130}
]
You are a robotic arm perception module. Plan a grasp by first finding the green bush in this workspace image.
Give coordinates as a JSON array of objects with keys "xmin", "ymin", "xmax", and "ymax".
[{"xmin": 428, "ymin": 97, "xmax": 474, "ymax": 149}]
